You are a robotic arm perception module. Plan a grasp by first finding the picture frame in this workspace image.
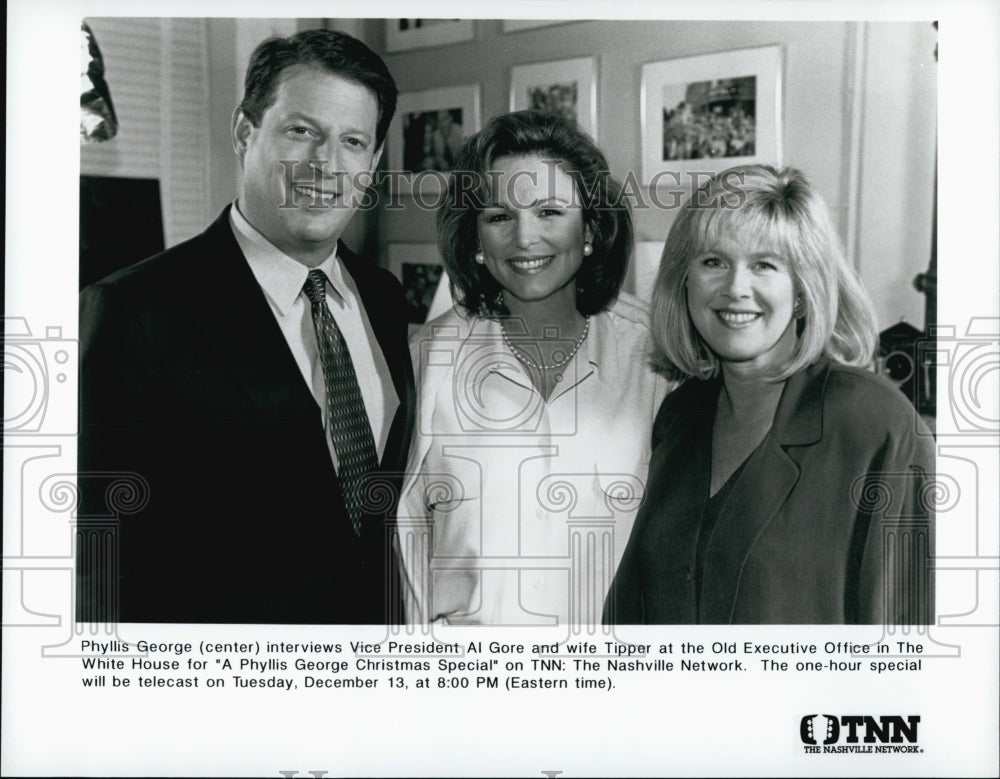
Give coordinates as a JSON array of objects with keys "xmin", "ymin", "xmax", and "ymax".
[
  {"xmin": 385, "ymin": 243, "xmax": 454, "ymax": 333},
  {"xmin": 641, "ymin": 45, "xmax": 783, "ymax": 185},
  {"xmin": 509, "ymin": 56, "xmax": 598, "ymax": 140},
  {"xmin": 384, "ymin": 19, "xmax": 474, "ymax": 53},
  {"xmin": 387, "ymin": 84, "xmax": 481, "ymax": 198}
]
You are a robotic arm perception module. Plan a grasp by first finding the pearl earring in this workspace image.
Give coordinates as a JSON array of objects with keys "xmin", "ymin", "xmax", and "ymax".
[
  {"xmin": 474, "ymin": 250, "xmax": 485, "ymax": 264},
  {"xmin": 582, "ymin": 241, "xmax": 593, "ymax": 256}
]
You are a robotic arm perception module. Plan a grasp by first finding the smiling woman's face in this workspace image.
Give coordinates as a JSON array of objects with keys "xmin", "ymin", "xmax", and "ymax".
[
  {"xmin": 685, "ymin": 225, "xmax": 798, "ymax": 376},
  {"xmin": 476, "ymin": 153, "xmax": 590, "ymax": 312}
]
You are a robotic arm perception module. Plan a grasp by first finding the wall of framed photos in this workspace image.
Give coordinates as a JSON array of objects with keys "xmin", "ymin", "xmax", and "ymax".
[
  {"xmin": 194, "ymin": 18, "xmax": 935, "ymax": 330},
  {"xmin": 365, "ymin": 18, "xmax": 936, "ymax": 331}
]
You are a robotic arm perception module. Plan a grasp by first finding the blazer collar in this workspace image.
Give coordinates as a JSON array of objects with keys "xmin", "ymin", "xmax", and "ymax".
[
  {"xmin": 194, "ymin": 207, "xmax": 320, "ymax": 422},
  {"xmin": 770, "ymin": 357, "xmax": 831, "ymax": 447},
  {"xmin": 335, "ymin": 238, "xmax": 416, "ymax": 473},
  {"xmin": 198, "ymin": 207, "xmax": 412, "ymax": 424},
  {"xmin": 700, "ymin": 357, "xmax": 832, "ymax": 622},
  {"xmin": 338, "ymin": 240, "xmax": 411, "ymax": 407},
  {"xmin": 668, "ymin": 356, "xmax": 831, "ymax": 447}
]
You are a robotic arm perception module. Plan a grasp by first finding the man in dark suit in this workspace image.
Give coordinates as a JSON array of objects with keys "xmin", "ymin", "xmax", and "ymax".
[{"xmin": 77, "ymin": 29, "xmax": 414, "ymax": 624}]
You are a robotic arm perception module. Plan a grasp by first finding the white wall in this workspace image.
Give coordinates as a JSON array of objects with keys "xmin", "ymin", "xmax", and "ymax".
[{"xmin": 855, "ymin": 22, "xmax": 937, "ymax": 330}]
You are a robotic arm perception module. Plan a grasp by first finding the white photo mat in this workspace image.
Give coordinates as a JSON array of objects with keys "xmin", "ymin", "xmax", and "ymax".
[
  {"xmin": 384, "ymin": 19, "xmax": 474, "ymax": 52},
  {"xmin": 641, "ymin": 44, "xmax": 783, "ymax": 184},
  {"xmin": 387, "ymin": 84, "xmax": 481, "ymax": 197},
  {"xmin": 509, "ymin": 56, "xmax": 598, "ymax": 140}
]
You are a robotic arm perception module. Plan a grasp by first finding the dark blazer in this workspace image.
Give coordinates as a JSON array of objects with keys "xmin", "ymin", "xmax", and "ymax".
[
  {"xmin": 77, "ymin": 207, "xmax": 415, "ymax": 624},
  {"xmin": 603, "ymin": 358, "xmax": 935, "ymax": 625}
]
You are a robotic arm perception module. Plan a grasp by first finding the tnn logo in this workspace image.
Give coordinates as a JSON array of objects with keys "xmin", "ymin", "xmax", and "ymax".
[{"xmin": 800, "ymin": 715, "xmax": 920, "ymax": 745}]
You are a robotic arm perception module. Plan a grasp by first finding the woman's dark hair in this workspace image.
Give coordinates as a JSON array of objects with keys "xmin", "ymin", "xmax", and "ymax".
[
  {"xmin": 438, "ymin": 110, "xmax": 633, "ymax": 317},
  {"xmin": 239, "ymin": 29, "xmax": 397, "ymax": 147}
]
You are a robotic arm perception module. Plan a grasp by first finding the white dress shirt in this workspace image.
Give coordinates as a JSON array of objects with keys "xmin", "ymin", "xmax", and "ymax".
[
  {"xmin": 398, "ymin": 293, "xmax": 670, "ymax": 626},
  {"xmin": 229, "ymin": 203, "xmax": 399, "ymax": 467}
]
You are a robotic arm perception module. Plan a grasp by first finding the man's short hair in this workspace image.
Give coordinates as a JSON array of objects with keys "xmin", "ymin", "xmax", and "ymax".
[{"xmin": 239, "ymin": 29, "xmax": 397, "ymax": 147}]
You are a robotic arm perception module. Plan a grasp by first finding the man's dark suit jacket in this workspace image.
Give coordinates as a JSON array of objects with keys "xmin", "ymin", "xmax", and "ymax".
[
  {"xmin": 603, "ymin": 358, "xmax": 935, "ymax": 625},
  {"xmin": 77, "ymin": 207, "xmax": 415, "ymax": 624}
]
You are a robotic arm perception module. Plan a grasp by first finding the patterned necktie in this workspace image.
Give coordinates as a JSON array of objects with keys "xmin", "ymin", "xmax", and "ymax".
[{"xmin": 303, "ymin": 269, "xmax": 379, "ymax": 536}]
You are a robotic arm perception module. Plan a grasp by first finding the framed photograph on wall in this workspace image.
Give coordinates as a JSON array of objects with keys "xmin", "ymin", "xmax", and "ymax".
[
  {"xmin": 387, "ymin": 85, "xmax": 481, "ymax": 197},
  {"xmin": 510, "ymin": 56, "xmax": 598, "ymax": 140},
  {"xmin": 641, "ymin": 45, "xmax": 783, "ymax": 185},
  {"xmin": 386, "ymin": 243, "xmax": 454, "ymax": 333},
  {"xmin": 385, "ymin": 19, "xmax": 474, "ymax": 52}
]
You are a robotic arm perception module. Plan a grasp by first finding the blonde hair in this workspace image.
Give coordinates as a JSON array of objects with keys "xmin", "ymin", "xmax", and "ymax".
[{"xmin": 651, "ymin": 165, "xmax": 878, "ymax": 381}]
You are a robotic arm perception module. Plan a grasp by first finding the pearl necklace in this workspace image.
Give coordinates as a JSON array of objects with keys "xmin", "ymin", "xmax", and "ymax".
[{"xmin": 500, "ymin": 314, "xmax": 591, "ymax": 371}]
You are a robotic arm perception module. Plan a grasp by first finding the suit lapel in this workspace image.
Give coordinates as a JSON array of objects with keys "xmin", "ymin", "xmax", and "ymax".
[
  {"xmin": 339, "ymin": 244, "xmax": 407, "ymax": 399},
  {"xmin": 657, "ymin": 416, "xmax": 713, "ymax": 622},
  {"xmin": 196, "ymin": 217, "xmax": 413, "ymax": 474},
  {"xmin": 198, "ymin": 209, "xmax": 320, "ymax": 424},
  {"xmin": 642, "ymin": 377, "xmax": 718, "ymax": 622},
  {"xmin": 338, "ymin": 242, "xmax": 415, "ymax": 472}
]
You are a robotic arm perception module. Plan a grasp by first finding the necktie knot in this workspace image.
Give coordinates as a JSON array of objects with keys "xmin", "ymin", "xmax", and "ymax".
[{"xmin": 303, "ymin": 269, "xmax": 327, "ymax": 306}]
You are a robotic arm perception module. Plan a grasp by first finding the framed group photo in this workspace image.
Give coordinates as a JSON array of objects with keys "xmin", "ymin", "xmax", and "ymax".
[
  {"xmin": 387, "ymin": 84, "xmax": 481, "ymax": 197},
  {"xmin": 641, "ymin": 44, "xmax": 783, "ymax": 184},
  {"xmin": 384, "ymin": 19, "xmax": 474, "ymax": 52},
  {"xmin": 385, "ymin": 242, "xmax": 453, "ymax": 333},
  {"xmin": 509, "ymin": 56, "xmax": 598, "ymax": 140}
]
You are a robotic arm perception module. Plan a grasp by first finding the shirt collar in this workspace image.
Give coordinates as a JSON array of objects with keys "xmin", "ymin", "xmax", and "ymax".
[{"xmin": 229, "ymin": 201, "xmax": 348, "ymax": 314}]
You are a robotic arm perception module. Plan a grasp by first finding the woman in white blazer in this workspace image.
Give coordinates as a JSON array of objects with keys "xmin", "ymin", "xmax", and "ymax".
[{"xmin": 397, "ymin": 111, "xmax": 669, "ymax": 626}]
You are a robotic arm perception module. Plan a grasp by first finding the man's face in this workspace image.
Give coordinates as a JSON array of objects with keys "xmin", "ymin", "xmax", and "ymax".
[{"xmin": 233, "ymin": 65, "xmax": 383, "ymax": 266}]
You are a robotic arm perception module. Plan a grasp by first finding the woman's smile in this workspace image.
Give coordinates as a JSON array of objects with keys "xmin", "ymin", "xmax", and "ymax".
[{"xmin": 506, "ymin": 254, "xmax": 555, "ymax": 273}]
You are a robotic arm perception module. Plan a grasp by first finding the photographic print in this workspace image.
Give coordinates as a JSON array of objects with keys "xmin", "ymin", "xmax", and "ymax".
[
  {"xmin": 386, "ymin": 243, "xmax": 453, "ymax": 333},
  {"xmin": 385, "ymin": 18, "xmax": 473, "ymax": 52},
  {"xmin": 642, "ymin": 45, "xmax": 782, "ymax": 183},
  {"xmin": 402, "ymin": 263, "xmax": 444, "ymax": 323},
  {"xmin": 5, "ymin": 5, "xmax": 999, "ymax": 779},
  {"xmin": 661, "ymin": 75, "xmax": 757, "ymax": 160},
  {"xmin": 388, "ymin": 84, "xmax": 481, "ymax": 195},
  {"xmin": 510, "ymin": 56, "xmax": 598, "ymax": 139},
  {"xmin": 402, "ymin": 108, "xmax": 464, "ymax": 173}
]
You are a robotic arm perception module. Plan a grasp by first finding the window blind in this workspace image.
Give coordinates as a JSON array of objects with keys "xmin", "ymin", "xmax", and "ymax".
[{"xmin": 80, "ymin": 17, "xmax": 210, "ymax": 248}]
